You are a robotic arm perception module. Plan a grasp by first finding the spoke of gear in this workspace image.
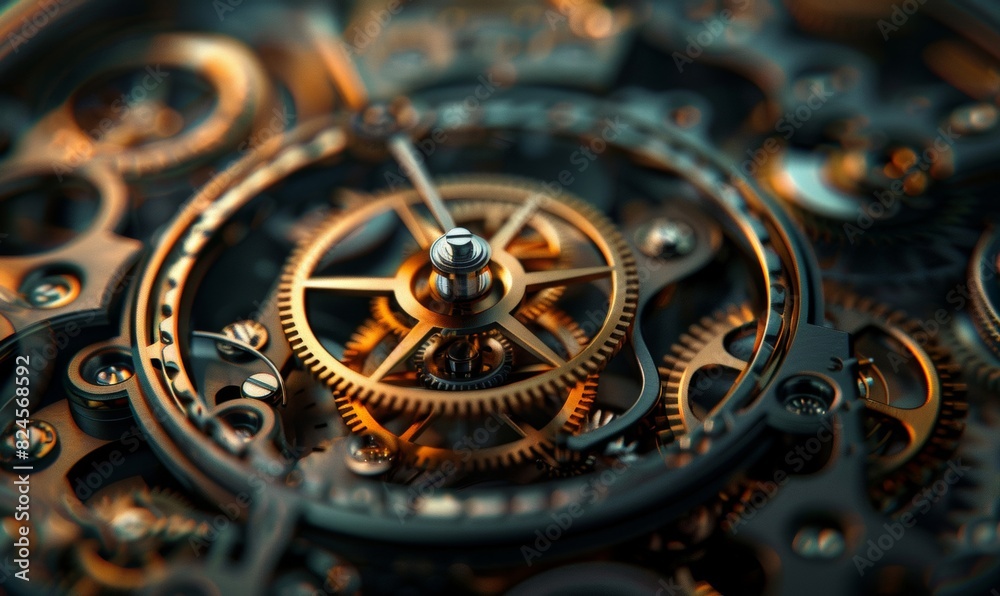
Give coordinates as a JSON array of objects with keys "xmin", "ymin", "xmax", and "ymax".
[
  {"xmin": 369, "ymin": 196, "xmax": 573, "ymax": 335},
  {"xmin": 659, "ymin": 295, "xmax": 967, "ymax": 513},
  {"xmin": 336, "ymin": 308, "xmax": 597, "ymax": 470},
  {"xmin": 278, "ymin": 175, "xmax": 639, "ymax": 416}
]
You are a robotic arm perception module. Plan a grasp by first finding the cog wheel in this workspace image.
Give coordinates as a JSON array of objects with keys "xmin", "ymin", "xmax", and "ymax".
[
  {"xmin": 414, "ymin": 330, "xmax": 513, "ymax": 391},
  {"xmin": 337, "ymin": 308, "xmax": 597, "ymax": 470},
  {"xmin": 659, "ymin": 296, "xmax": 967, "ymax": 512},
  {"xmin": 369, "ymin": 196, "xmax": 572, "ymax": 334},
  {"xmin": 658, "ymin": 304, "xmax": 758, "ymax": 444},
  {"xmin": 279, "ymin": 175, "xmax": 638, "ymax": 416},
  {"xmin": 945, "ymin": 228, "xmax": 1000, "ymax": 390},
  {"xmin": 546, "ymin": 407, "xmax": 639, "ymax": 478},
  {"xmin": 947, "ymin": 312, "xmax": 1000, "ymax": 392},
  {"xmin": 827, "ymin": 292, "xmax": 968, "ymax": 512}
]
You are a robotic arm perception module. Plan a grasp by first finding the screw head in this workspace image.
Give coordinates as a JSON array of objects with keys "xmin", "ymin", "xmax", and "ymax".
[
  {"xmin": 345, "ymin": 433, "xmax": 395, "ymax": 476},
  {"xmin": 218, "ymin": 320, "xmax": 269, "ymax": 359},
  {"xmin": 444, "ymin": 228, "xmax": 475, "ymax": 260},
  {"xmin": 94, "ymin": 364, "xmax": 134, "ymax": 386},
  {"xmin": 240, "ymin": 373, "xmax": 280, "ymax": 401},
  {"xmin": 1, "ymin": 419, "xmax": 58, "ymax": 468},
  {"xmin": 23, "ymin": 273, "xmax": 80, "ymax": 309},
  {"xmin": 638, "ymin": 219, "xmax": 696, "ymax": 259}
]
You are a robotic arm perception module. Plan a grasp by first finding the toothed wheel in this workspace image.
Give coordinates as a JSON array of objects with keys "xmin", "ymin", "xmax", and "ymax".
[
  {"xmin": 414, "ymin": 330, "xmax": 513, "ymax": 391},
  {"xmin": 659, "ymin": 295, "xmax": 967, "ymax": 513},
  {"xmin": 336, "ymin": 308, "xmax": 597, "ymax": 470},
  {"xmin": 279, "ymin": 175, "xmax": 638, "ymax": 416}
]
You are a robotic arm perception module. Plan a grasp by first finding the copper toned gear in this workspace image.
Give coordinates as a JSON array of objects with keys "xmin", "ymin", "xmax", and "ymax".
[
  {"xmin": 369, "ymin": 195, "xmax": 572, "ymax": 335},
  {"xmin": 659, "ymin": 296, "xmax": 967, "ymax": 513},
  {"xmin": 825, "ymin": 291, "xmax": 968, "ymax": 513},
  {"xmin": 336, "ymin": 308, "xmax": 597, "ymax": 470},
  {"xmin": 279, "ymin": 175, "xmax": 638, "ymax": 415},
  {"xmin": 658, "ymin": 304, "xmax": 758, "ymax": 444},
  {"xmin": 941, "ymin": 228, "xmax": 1000, "ymax": 391}
]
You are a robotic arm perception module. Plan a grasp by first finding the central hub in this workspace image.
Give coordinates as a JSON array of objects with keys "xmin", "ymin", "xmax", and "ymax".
[{"xmin": 429, "ymin": 227, "xmax": 493, "ymax": 302}]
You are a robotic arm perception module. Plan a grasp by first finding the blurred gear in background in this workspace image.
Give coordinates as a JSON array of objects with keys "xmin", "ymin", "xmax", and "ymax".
[{"xmin": 1, "ymin": 0, "xmax": 1000, "ymax": 595}]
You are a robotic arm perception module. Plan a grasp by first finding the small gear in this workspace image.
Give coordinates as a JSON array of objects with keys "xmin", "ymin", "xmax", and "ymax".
[
  {"xmin": 337, "ymin": 309, "xmax": 597, "ymax": 470},
  {"xmin": 828, "ymin": 292, "xmax": 968, "ymax": 512},
  {"xmin": 946, "ymin": 312, "xmax": 1000, "ymax": 392},
  {"xmin": 940, "ymin": 228, "xmax": 1000, "ymax": 390},
  {"xmin": 414, "ymin": 330, "xmax": 513, "ymax": 391},
  {"xmin": 545, "ymin": 408, "xmax": 638, "ymax": 478},
  {"xmin": 658, "ymin": 304, "xmax": 758, "ymax": 443},
  {"xmin": 659, "ymin": 296, "xmax": 967, "ymax": 513}
]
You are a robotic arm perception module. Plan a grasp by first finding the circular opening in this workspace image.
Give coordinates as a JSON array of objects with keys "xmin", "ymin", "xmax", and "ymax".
[
  {"xmin": 779, "ymin": 374, "xmax": 836, "ymax": 416},
  {"xmin": 0, "ymin": 175, "xmax": 101, "ymax": 256},
  {"xmin": 81, "ymin": 348, "xmax": 134, "ymax": 387},
  {"xmin": 221, "ymin": 409, "xmax": 262, "ymax": 442}
]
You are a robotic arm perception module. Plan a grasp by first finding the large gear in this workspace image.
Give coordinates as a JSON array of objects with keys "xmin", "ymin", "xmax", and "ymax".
[
  {"xmin": 279, "ymin": 175, "xmax": 639, "ymax": 416},
  {"xmin": 947, "ymin": 228, "xmax": 1000, "ymax": 388},
  {"xmin": 659, "ymin": 296, "xmax": 967, "ymax": 512},
  {"xmin": 336, "ymin": 308, "xmax": 596, "ymax": 470},
  {"xmin": 827, "ymin": 292, "xmax": 968, "ymax": 512}
]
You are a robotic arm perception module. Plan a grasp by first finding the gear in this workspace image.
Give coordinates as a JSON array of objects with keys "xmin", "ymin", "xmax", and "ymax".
[
  {"xmin": 369, "ymin": 196, "xmax": 572, "ymax": 334},
  {"xmin": 279, "ymin": 175, "xmax": 638, "ymax": 415},
  {"xmin": 658, "ymin": 304, "xmax": 758, "ymax": 444},
  {"xmin": 337, "ymin": 308, "xmax": 597, "ymax": 470},
  {"xmin": 827, "ymin": 292, "xmax": 968, "ymax": 512},
  {"xmin": 659, "ymin": 296, "xmax": 967, "ymax": 512},
  {"xmin": 943, "ymin": 228, "xmax": 1000, "ymax": 390},
  {"xmin": 546, "ymin": 407, "xmax": 639, "ymax": 478},
  {"xmin": 414, "ymin": 330, "xmax": 513, "ymax": 391}
]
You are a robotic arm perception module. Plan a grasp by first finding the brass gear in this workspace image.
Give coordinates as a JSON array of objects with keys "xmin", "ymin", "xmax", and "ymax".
[
  {"xmin": 370, "ymin": 197, "xmax": 571, "ymax": 335},
  {"xmin": 336, "ymin": 308, "xmax": 597, "ymax": 470},
  {"xmin": 659, "ymin": 296, "xmax": 967, "ymax": 512},
  {"xmin": 658, "ymin": 304, "xmax": 759, "ymax": 444},
  {"xmin": 279, "ymin": 175, "xmax": 638, "ymax": 415}
]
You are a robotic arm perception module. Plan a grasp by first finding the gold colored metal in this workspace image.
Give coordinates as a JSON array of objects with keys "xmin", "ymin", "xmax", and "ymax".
[{"xmin": 279, "ymin": 176, "xmax": 638, "ymax": 415}]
